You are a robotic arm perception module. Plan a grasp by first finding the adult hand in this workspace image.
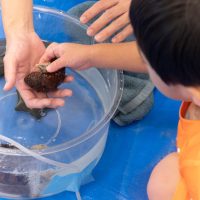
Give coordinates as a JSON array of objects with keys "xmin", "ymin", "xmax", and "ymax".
[
  {"xmin": 80, "ymin": 0, "xmax": 133, "ymax": 43},
  {"xmin": 4, "ymin": 32, "xmax": 73, "ymax": 109}
]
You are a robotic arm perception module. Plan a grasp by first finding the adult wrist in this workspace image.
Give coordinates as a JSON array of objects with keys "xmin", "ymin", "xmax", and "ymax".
[
  {"xmin": 5, "ymin": 28, "xmax": 35, "ymax": 43},
  {"xmin": 5, "ymin": 22, "xmax": 34, "ymax": 39}
]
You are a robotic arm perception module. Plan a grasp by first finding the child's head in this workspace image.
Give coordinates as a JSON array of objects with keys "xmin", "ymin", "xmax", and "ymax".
[{"xmin": 129, "ymin": 0, "xmax": 200, "ymax": 104}]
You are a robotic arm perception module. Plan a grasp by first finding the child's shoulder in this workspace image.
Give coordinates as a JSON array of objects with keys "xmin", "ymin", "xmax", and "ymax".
[
  {"xmin": 183, "ymin": 102, "xmax": 200, "ymax": 120},
  {"xmin": 177, "ymin": 102, "xmax": 200, "ymax": 151}
]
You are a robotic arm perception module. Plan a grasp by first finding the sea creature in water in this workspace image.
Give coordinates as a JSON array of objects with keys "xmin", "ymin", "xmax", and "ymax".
[
  {"xmin": 0, "ymin": 141, "xmax": 48, "ymax": 152},
  {"xmin": 24, "ymin": 62, "xmax": 65, "ymax": 93},
  {"xmin": 15, "ymin": 90, "xmax": 48, "ymax": 120}
]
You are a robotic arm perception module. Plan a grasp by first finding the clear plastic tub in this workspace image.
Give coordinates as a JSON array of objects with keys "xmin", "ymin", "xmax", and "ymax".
[{"xmin": 0, "ymin": 6, "xmax": 123, "ymax": 199}]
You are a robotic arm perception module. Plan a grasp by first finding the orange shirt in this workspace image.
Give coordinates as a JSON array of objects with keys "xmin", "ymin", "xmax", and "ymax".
[{"xmin": 173, "ymin": 102, "xmax": 200, "ymax": 200}]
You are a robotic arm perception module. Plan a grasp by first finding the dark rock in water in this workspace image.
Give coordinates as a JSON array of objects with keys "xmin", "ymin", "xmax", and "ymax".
[
  {"xmin": 0, "ymin": 52, "xmax": 4, "ymax": 76},
  {"xmin": 0, "ymin": 171, "xmax": 29, "ymax": 185},
  {"xmin": 24, "ymin": 63, "xmax": 65, "ymax": 93},
  {"xmin": 0, "ymin": 143, "xmax": 18, "ymax": 149},
  {"xmin": 0, "ymin": 171, "xmax": 30, "ymax": 196},
  {"xmin": 15, "ymin": 90, "xmax": 48, "ymax": 120}
]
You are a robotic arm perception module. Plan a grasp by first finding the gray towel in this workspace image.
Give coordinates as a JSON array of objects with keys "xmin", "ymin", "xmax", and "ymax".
[{"xmin": 67, "ymin": 1, "xmax": 154, "ymax": 126}]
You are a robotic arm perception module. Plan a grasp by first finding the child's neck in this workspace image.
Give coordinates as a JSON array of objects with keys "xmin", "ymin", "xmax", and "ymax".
[{"xmin": 185, "ymin": 103, "xmax": 200, "ymax": 120}]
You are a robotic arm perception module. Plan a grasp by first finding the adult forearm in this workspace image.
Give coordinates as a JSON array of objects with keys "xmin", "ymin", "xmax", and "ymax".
[
  {"xmin": 91, "ymin": 42, "xmax": 147, "ymax": 73},
  {"xmin": 1, "ymin": 0, "xmax": 34, "ymax": 38}
]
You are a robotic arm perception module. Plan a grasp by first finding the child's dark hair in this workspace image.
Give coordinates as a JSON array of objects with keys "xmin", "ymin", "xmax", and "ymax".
[{"xmin": 130, "ymin": 0, "xmax": 200, "ymax": 86}]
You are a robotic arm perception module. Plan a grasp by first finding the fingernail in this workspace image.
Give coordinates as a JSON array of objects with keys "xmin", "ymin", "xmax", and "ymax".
[
  {"xmin": 3, "ymin": 85, "xmax": 7, "ymax": 91},
  {"xmin": 60, "ymin": 101, "xmax": 65, "ymax": 106},
  {"xmin": 112, "ymin": 37, "xmax": 117, "ymax": 43},
  {"xmin": 46, "ymin": 66, "xmax": 53, "ymax": 72},
  {"xmin": 80, "ymin": 16, "xmax": 87, "ymax": 23},
  {"xmin": 95, "ymin": 35, "xmax": 103, "ymax": 42},
  {"xmin": 65, "ymin": 90, "xmax": 72, "ymax": 97},
  {"xmin": 87, "ymin": 28, "xmax": 94, "ymax": 36},
  {"xmin": 3, "ymin": 83, "xmax": 9, "ymax": 91},
  {"xmin": 46, "ymin": 66, "xmax": 50, "ymax": 72}
]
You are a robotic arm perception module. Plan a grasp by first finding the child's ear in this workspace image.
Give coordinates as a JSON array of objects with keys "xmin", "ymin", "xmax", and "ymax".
[{"xmin": 187, "ymin": 87, "xmax": 200, "ymax": 107}]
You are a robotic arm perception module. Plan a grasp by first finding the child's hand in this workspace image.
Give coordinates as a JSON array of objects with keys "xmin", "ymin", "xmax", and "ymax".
[{"xmin": 40, "ymin": 43, "xmax": 92, "ymax": 72}]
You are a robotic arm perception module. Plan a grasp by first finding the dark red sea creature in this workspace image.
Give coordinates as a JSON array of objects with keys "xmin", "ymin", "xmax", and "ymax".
[{"xmin": 24, "ymin": 63, "xmax": 65, "ymax": 93}]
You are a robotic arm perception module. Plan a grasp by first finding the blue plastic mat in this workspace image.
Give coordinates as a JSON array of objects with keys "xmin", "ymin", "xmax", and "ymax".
[{"xmin": 0, "ymin": 1, "xmax": 181, "ymax": 199}]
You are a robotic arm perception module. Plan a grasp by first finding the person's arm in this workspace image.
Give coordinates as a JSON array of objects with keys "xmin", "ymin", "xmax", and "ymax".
[
  {"xmin": 40, "ymin": 41, "xmax": 147, "ymax": 73},
  {"xmin": 1, "ymin": 0, "xmax": 34, "ymax": 90},
  {"xmin": 1, "ymin": 0, "xmax": 34, "ymax": 39},
  {"xmin": 91, "ymin": 42, "xmax": 147, "ymax": 72}
]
